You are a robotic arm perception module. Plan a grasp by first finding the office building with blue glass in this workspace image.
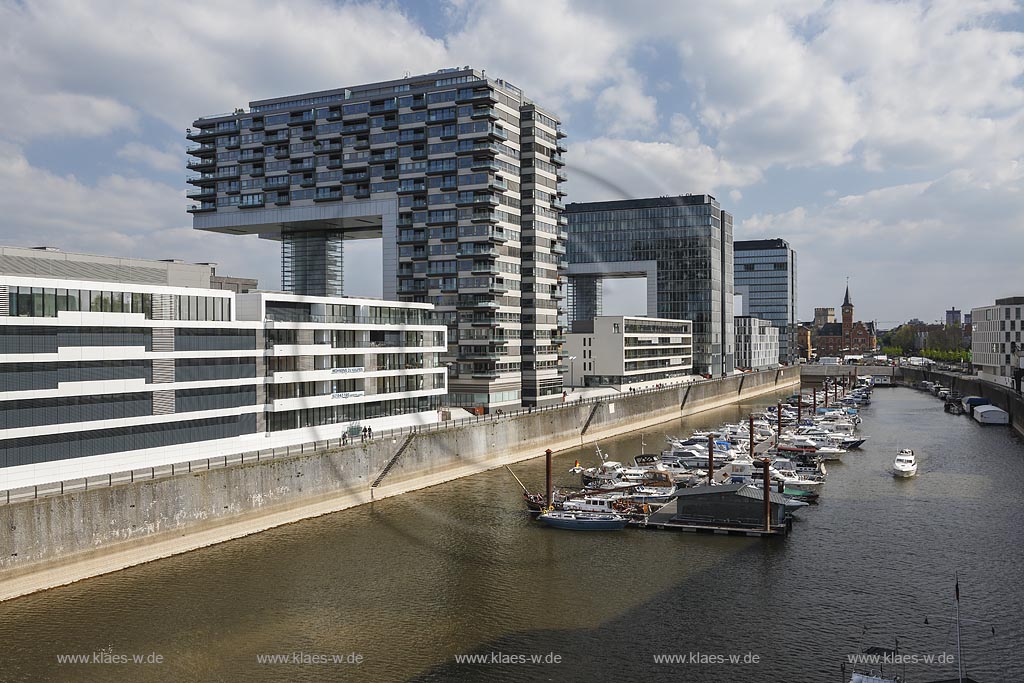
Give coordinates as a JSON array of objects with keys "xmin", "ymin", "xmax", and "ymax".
[
  {"xmin": 733, "ymin": 238, "xmax": 797, "ymax": 364},
  {"xmin": 564, "ymin": 195, "xmax": 734, "ymax": 376}
]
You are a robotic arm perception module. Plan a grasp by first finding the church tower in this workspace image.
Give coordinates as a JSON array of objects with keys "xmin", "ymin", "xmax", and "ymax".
[{"xmin": 841, "ymin": 284, "xmax": 854, "ymax": 350}]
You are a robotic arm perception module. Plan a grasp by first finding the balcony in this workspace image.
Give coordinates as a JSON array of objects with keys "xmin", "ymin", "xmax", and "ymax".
[
  {"xmin": 326, "ymin": 110, "xmax": 342, "ymax": 121},
  {"xmin": 354, "ymin": 189, "xmax": 371, "ymax": 200},
  {"xmin": 314, "ymin": 191, "xmax": 342, "ymax": 202},
  {"xmin": 186, "ymin": 143, "xmax": 216, "ymax": 157},
  {"xmin": 410, "ymin": 148, "xmax": 427, "ymax": 161},
  {"xmin": 396, "ymin": 183, "xmax": 426, "ymax": 194},
  {"xmin": 186, "ymin": 174, "xmax": 216, "ymax": 186},
  {"xmin": 238, "ymin": 199, "xmax": 265, "ymax": 209},
  {"xmin": 470, "ymin": 107, "xmax": 499, "ymax": 121},
  {"xmin": 461, "ymin": 300, "xmax": 500, "ymax": 310},
  {"xmin": 240, "ymin": 150, "xmax": 265, "ymax": 163},
  {"xmin": 353, "ymin": 138, "xmax": 370, "ymax": 150},
  {"xmin": 381, "ymin": 118, "xmax": 398, "ymax": 131},
  {"xmin": 187, "ymin": 158, "xmax": 214, "ymax": 171},
  {"xmin": 551, "ymin": 153, "xmax": 565, "ymax": 167},
  {"xmin": 551, "ymin": 199, "xmax": 565, "ymax": 211},
  {"xmin": 273, "ymin": 147, "xmax": 290, "ymax": 159},
  {"xmin": 326, "ymin": 158, "xmax": 344, "ymax": 170},
  {"xmin": 299, "ymin": 177, "xmax": 316, "ymax": 188},
  {"xmin": 186, "ymin": 127, "xmax": 217, "ymax": 141},
  {"xmin": 300, "ymin": 128, "xmax": 316, "ymax": 141},
  {"xmin": 557, "ymin": 141, "xmax": 567, "ymax": 153},
  {"xmin": 274, "ymin": 195, "xmax": 290, "ymax": 206},
  {"xmin": 456, "ymin": 89, "xmax": 498, "ymax": 105},
  {"xmin": 456, "ymin": 142, "xmax": 499, "ymax": 157},
  {"xmin": 489, "ymin": 282, "xmax": 509, "ymax": 294},
  {"xmin": 471, "ymin": 159, "xmax": 500, "ymax": 173},
  {"xmin": 556, "ymin": 169, "xmax": 568, "ymax": 182},
  {"xmin": 471, "ymin": 211, "xmax": 500, "ymax": 224},
  {"xmin": 409, "ymin": 97, "xmax": 426, "ymax": 110},
  {"xmin": 457, "ymin": 246, "xmax": 499, "ymax": 259},
  {"xmin": 187, "ymin": 204, "xmax": 216, "ymax": 213},
  {"xmin": 341, "ymin": 172, "xmax": 370, "ymax": 184},
  {"xmin": 460, "ymin": 350, "xmax": 502, "ymax": 360},
  {"xmin": 471, "ymin": 264, "xmax": 499, "ymax": 275},
  {"xmin": 396, "ymin": 231, "xmax": 426, "ymax": 244},
  {"xmin": 288, "ymin": 114, "xmax": 315, "ymax": 127},
  {"xmin": 187, "ymin": 188, "xmax": 215, "ymax": 200},
  {"xmin": 551, "ymin": 243, "xmax": 566, "ymax": 255},
  {"xmin": 381, "ymin": 168, "xmax": 398, "ymax": 180},
  {"xmin": 250, "ymin": 119, "xmax": 264, "ymax": 131},
  {"xmin": 342, "ymin": 122, "xmax": 369, "ymax": 134}
]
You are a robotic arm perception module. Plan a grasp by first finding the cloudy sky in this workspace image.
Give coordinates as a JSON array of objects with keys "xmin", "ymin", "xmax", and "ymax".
[{"xmin": 1, "ymin": 0, "xmax": 1021, "ymax": 325}]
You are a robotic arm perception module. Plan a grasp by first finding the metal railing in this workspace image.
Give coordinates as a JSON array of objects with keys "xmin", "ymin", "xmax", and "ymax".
[{"xmin": 0, "ymin": 368, "xmax": 797, "ymax": 507}]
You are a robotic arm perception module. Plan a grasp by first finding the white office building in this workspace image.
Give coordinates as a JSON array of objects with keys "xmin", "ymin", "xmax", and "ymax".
[
  {"xmin": 735, "ymin": 316, "xmax": 779, "ymax": 371},
  {"xmin": 564, "ymin": 315, "xmax": 693, "ymax": 389},
  {"xmin": 971, "ymin": 296, "xmax": 1024, "ymax": 389},
  {"xmin": 0, "ymin": 247, "xmax": 447, "ymax": 490}
]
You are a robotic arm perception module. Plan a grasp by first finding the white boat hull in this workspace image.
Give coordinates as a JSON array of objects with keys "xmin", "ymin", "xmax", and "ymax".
[{"xmin": 893, "ymin": 465, "xmax": 917, "ymax": 478}]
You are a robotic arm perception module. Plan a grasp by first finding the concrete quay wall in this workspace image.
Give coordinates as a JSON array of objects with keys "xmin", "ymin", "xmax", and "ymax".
[
  {"xmin": 899, "ymin": 367, "xmax": 1024, "ymax": 437},
  {"xmin": 0, "ymin": 367, "xmax": 799, "ymax": 602}
]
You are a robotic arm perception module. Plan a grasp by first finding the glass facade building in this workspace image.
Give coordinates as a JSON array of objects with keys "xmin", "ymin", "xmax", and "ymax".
[
  {"xmin": 188, "ymin": 68, "xmax": 566, "ymax": 410},
  {"xmin": 564, "ymin": 195, "xmax": 734, "ymax": 376},
  {"xmin": 733, "ymin": 238, "xmax": 797, "ymax": 364}
]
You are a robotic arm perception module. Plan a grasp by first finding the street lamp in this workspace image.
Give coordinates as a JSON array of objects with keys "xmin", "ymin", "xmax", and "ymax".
[{"xmin": 568, "ymin": 355, "xmax": 578, "ymax": 389}]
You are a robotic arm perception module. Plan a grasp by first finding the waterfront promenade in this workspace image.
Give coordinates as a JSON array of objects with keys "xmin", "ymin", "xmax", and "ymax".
[{"xmin": 0, "ymin": 367, "xmax": 797, "ymax": 601}]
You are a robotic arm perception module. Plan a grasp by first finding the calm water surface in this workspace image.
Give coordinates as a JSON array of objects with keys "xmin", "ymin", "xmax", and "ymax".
[{"xmin": 0, "ymin": 387, "xmax": 1021, "ymax": 682}]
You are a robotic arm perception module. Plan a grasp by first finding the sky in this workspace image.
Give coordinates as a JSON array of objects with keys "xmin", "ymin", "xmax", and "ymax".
[{"xmin": 0, "ymin": 0, "xmax": 1021, "ymax": 326}]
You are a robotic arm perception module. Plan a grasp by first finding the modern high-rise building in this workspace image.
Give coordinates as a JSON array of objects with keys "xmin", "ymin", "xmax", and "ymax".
[
  {"xmin": 733, "ymin": 238, "xmax": 797, "ymax": 364},
  {"xmin": 734, "ymin": 315, "xmax": 780, "ymax": 371},
  {"xmin": 971, "ymin": 297, "xmax": 1024, "ymax": 390},
  {"xmin": 0, "ymin": 246, "xmax": 447, "ymax": 490},
  {"xmin": 564, "ymin": 316, "xmax": 693, "ymax": 390},
  {"xmin": 563, "ymin": 195, "xmax": 734, "ymax": 377},
  {"xmin": 187, "ymin": 67, "xmax": 566, "ymax": 411}
]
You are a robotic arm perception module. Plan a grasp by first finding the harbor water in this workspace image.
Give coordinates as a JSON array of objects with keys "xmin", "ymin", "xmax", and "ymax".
[{"xmin": 0, "ymin": 387, "xmax": 1022, "ymax": 681}]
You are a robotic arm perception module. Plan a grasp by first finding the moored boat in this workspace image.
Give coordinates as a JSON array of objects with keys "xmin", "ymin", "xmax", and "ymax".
[{"xmin": 537, "ymin": 510, "xmax": 628, "ymax": 530}]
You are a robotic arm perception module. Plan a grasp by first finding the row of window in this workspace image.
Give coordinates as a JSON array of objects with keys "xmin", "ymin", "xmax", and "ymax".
[{"xmin": 7, "ymin": 287, "xmax": 153, "ymax": 319}]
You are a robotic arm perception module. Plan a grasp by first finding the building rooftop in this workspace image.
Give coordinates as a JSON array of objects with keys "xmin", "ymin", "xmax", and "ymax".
[
  {"xmin": 995, "ymin": 296, "xmax": 1024, "ymax": 305},
  {"xmin": 734, "ymin": 238, "xmax": 790, "ymax": 250},
  {"xmin": 564, "ymin": 195, "xmax": 719, "ymax": 212}
]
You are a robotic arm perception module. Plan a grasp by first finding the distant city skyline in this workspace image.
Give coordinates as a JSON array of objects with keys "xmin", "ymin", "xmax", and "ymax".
[{"xmin": 0, "ymin": 1, "xmax": 1021, "ymax": 322}]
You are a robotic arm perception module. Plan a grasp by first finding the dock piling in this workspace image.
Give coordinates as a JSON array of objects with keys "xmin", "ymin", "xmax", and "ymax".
[
  {"xmin": 545, "ymin": 449, "xmax": 553, "ymax": 509},
  {"xmin": 748, "ymin": 414, "xmax": 754, "ymax": 459},
  {"xmin": 707, "ymin": 433, "xmax": 715, "ymax": 485},
  {"xmin": 762, "ymin": 458, "xmax": 771, "ymax": 532}
]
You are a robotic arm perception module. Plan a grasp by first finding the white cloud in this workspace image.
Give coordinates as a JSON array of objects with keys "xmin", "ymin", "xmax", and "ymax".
[
  {"xmin": 594, "ymin": 71, "xmax": 659, "ymax": 136},
  {"xmin": 741, "ymin": 162, "xmax": 1024, "ymax": 321},
  {"xmin": 446, "ymin": 0, "xmax": 631, "ymax": 110},
  {"xmin": 565, "ymin": 136, "xmax": 761, "ymax": 202},
  {"xmin": 116, "ymin": 142, "xmax": 181, "ymax": 174},
  {"xmin": 0, "ymin": 0, "xmax": 449, "ymax": 136},
  {"xmin": 0, "ymin": 142, "xmax": 277, "ymax": 285}
]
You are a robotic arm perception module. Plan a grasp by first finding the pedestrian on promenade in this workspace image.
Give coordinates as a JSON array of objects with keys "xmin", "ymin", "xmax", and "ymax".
[
  {"xmin": 368, "ymin": 426, "xmax": 373, "ymax": 440},
  {"xmin": 361, "ymin": 427, "xmax": 367, "ymax": 442}
]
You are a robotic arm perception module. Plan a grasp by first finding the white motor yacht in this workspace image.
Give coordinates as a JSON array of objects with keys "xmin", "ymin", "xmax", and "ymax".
[{"xmin": 893, "ymin": 449, "xmax": 918, "ymax": 478}]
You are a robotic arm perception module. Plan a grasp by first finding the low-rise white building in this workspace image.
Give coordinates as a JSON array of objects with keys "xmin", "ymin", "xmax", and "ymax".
[
  {"xmin": 734, "ymin": 316, "xmax": 779, "ymax": 371},
  {"xmin": 564, "ymin": 316, "xmax": 693, "ymax": 389},
  {"xmin": 971, "ymin": 297, "xmax": 1024, "ymax": 389},
  {"xmin": 0, "ymin": 247, "xmax": 447, "ymax": 489}
]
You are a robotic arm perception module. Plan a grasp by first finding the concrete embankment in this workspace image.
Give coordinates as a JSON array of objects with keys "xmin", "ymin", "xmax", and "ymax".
[
  {"xmin": 899, "ymin": 366, "xmax": 1024, "ymax": 437},
  {"xmin": 0, "ymin": 367, "xmax": 798, "ymax": 601}
]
